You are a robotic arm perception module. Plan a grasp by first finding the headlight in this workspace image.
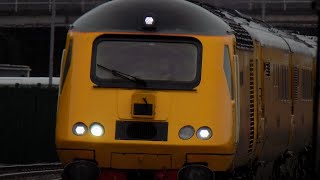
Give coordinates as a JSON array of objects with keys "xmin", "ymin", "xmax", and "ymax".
[
  {"xmin": 179, "ymin": 125, "xmax": 195, "ymax": 140},
  {"xmin": 196, "ymin": 126, "xmax": 212, "ymax": 140},
  {"xmin": 90, "ymin": 123, "xmax": 104, "ymax": 137},
  {"xmin": 72, "ymin": 122, "xmax": 88, "ymax": 136}
]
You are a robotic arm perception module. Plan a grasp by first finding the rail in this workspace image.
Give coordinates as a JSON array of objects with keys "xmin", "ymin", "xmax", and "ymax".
[{"xmin": 0, "ymin": 163, "xmax": 63, "ymax": 179}]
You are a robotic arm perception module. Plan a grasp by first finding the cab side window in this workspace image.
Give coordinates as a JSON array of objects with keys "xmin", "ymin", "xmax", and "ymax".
[
  {"xmin": 223, "ymin": 45, "xmax": 233, "ymax": 100},
  {"xmin": 60, "ymin": 39, "xmax": 73, "ymax": 93}
]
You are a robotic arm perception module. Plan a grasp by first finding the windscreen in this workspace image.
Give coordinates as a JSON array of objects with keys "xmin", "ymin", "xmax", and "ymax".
[
  {"xmin": 91, "ymin": 36, "xmax": 202, "ymax": 90},
  {"xmin": 95, "ymin": 41, "xmax": 198, "ymax": 82}
]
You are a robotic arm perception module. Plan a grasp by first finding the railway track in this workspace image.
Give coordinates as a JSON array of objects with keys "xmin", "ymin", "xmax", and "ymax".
[{"xmin": 0, "ymin": 163, "xmax": 63, "ymax": 179}]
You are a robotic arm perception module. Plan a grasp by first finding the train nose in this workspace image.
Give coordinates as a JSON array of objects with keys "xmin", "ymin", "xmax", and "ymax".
[
  {"xmin": 63, "ymin": 160, "xmax": 100, "ymax": 180},
  {"xmin": 178, "ymin": 164, "xmax": 215, "ymax": 180}
]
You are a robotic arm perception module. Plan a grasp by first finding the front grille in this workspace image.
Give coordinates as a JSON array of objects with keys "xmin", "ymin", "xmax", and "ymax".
[
  {"xmin": 127, "ymin": 122, "xmax": 157, "ymax": 139},
  {"xmin": 115, "ymin": 121, "xmax": 168, "ymax": 141}
]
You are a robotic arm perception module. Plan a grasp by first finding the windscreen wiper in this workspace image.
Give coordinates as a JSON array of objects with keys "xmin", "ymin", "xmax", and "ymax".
[{"xmin": 97, "ymin": 64, "xmax": 147, "ymax": 87}]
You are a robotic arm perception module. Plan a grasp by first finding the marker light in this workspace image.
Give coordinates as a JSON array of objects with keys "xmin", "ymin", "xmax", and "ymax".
[
  {"xmin": 144, "ymin": 16, "xmax": 154, "ymax": 25},
  {"xmin": 90, "ymin": 123, "xmax": 104, "ymax": 137},
  {"xmin": 196, "ymin": 127, "xmax": 212, "ymax": 140},
  {"xmin": 179, "ymin": 125, "xmax": 195, "ymax": 140},
  {"xmin": 72, "ymin": 123, "xmax": 88, "ymax": 136}
]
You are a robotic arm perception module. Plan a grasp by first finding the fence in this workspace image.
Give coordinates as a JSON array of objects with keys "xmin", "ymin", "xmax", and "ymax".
[
  {"xmin": 0, "ymin": 86, "xmax": 59, "ymax": 164},
  {"xmin": 0, "ymin": 0, "xmax": 106, "ymax": 14}
]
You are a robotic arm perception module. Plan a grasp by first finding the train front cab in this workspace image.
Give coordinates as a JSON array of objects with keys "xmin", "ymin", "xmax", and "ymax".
[
  {"xmin": 55, "ymin": 0, "xmax": 240, "ymax": 179},
  {"xmin": 56, "ymin": 31, "xmax": 237, "ymax": 179}
]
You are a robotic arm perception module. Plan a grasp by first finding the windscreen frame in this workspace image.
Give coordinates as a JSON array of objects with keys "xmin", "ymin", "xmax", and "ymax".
[{"xmin": 90, "ymin": 35, "xmax": 202, "ymax": 90}]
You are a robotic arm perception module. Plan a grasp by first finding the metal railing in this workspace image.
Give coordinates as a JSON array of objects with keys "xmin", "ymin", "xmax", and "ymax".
[
  {"xmin": 0, "ymin": 0, "xmax": 107, "ymax": 5},
  {"xmin": 0, "ymin": 0, "xmax": 313, "ymax": 12}
]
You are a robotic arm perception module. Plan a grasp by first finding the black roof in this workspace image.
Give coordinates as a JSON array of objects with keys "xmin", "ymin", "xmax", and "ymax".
[{"xmin": 72, "ymin": 0, "xmax": 231, "ymax": 36}]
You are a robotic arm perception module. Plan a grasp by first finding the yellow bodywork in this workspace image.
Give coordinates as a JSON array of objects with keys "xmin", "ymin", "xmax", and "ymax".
[{"xmin": 56, "ymin": 32, "xmax": 236, "ymax": 171}]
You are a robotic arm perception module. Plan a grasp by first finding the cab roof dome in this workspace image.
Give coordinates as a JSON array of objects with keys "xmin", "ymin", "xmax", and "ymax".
[{"xmin": 72, "ymin": 0, "xmax": 231, "ymax": 35}]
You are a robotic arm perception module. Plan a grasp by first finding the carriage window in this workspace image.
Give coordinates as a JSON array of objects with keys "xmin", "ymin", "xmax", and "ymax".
[
  {"xmin": 91, "ymin": 36, "xmax": 202, "ymax": 90},
  {"xmin": 302, "ymin": 69, "xmax": 313, "ymax": 100},
  {"xmin": 285, "ymin": 66, "xmax": 289, "ymax": 99},
  {"xmin": 273, "ymin": 64, "xmax": 279, "ymax": 87},
  {"xmin": 276, "ymin": 64, "xmax": 279, "ymax": 87},
  {"xmin": 278, "ymin": 65, "xmax": 283, "ymax": 99},
  {"xmin": 240, "ymin": 71, "xmax": 243, "ymax": 87}
]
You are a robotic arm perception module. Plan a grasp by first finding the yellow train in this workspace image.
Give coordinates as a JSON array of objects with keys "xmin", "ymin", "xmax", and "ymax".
[{"xmin": 55, "ymin": 0, "xmax": 317, "ymax": 179}]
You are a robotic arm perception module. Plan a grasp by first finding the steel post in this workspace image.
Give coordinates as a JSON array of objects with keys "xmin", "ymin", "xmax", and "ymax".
[{"xmin": 49, "ymin": 0, "xmax": 56, "ymax": 86}]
